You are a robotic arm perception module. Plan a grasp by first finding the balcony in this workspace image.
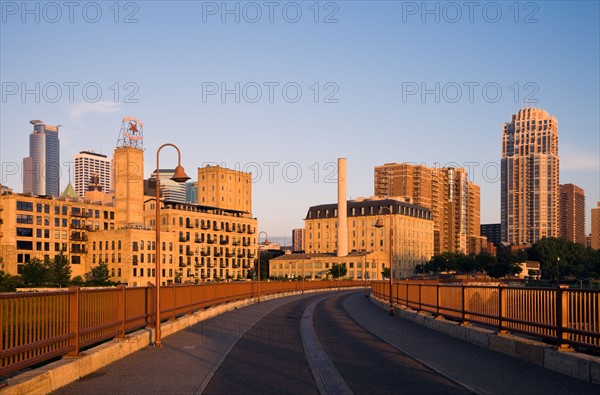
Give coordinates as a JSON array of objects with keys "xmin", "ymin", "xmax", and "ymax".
[
  {"xmin": 194, "ymin": 237, "xmax": 204, "ymax": 243},
  {"xmin": 226, "ymin": 251, "xmax": 235, "ymax": 258},
  {"xmin": 242, "ymin": 241, "xmax": 250, "ymax": 247},
  {"xmin": 225, "ymin": 225, "xmax": 234, "ymax": 232},
  {"xmin": 186, "ymin": 223, "xmax": 194, "ymax": 229},
  {"xmin": 201, "ymin": 223, "xmax": 210, "ymax": 230},
  {"xmin": 179, "ymin": 262, "xmax": 188, "ymax": 268},
  {"xmin": 70, "ymin": 210, "xmax": 89, "ymax": 218},
  {"xmin": 242, "ymin": 262, "xmax": 251, "ymax": 269},
  {"xmin": 70, "ymin": 246, "xmax": 87, "ymax": 254},
  {"xmin": 247, "ymin": 251, "xmax": 256, "ymax": 258},
  {"xmin": 200, "ymin": 250, "xmax": 209, "ymax": 257},
  {"xmin": 237, "ymin": 227, "xmax": 244, "ymax": 233},
  {"xmin": 219, "ymin": 237, "xmax": 229, "ymax": 245},
  {"xmin": 214, "ymin": 252, "xmax": 222, "ymax": 257},
  {"xmin": 186, "ymin": 250, "xmax": 195, "ymax": 256},
  {"xmin": 237, "ymin": 252, "xmax": 245, "ymax": 258},
  {"xmin": 207, "ymin": 261, "xmax": 216, "ymax": 268},
  {"xmin": 179, "ymin": 236, "xmax": 189, "ymax": 243},
  {"xmin": 232, "ymin": 240, "xmax": 240, "ymax": 246},
  {"xmin": 207, "ymin": 238, "xmax": 216, "ymax": 244},
  {"xmin": 195, "ymin": 262, "xmax": 204, "ymax": 268},
  {"xmin": 213, "ymin": 224, "xmax": 221, "ymax": 231},
  {"xmin": 70, "ymin": 223, "xmax": 88, "ymax": 230},
  {"xmin": 220, "ymin": 262, "xmax": 228, "ymax": 268},
  {"xmin": 70, "ymin": 233, "xmax": 88, "ymax": 241},
  {"xmin": 248, "ymin": 227, "xmax": 256, "ymax": 234}
]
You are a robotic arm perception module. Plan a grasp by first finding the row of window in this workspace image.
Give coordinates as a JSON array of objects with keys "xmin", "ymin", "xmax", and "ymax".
[{"xmin": 16, "ymin": 200, "xmax": 114, "ymax": 219}]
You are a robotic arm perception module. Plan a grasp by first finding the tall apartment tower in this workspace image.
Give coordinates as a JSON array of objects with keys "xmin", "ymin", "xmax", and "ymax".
[
  {"xmin": 374, "ymin": 163, "xmax": 483, "ymax": 255},
  {"xmin": 292, "ymin": 228, "xmax": 305, "ymax": 252},
  {"xmin": 23, "ymin": 120, "xmax": 60, "ymax": 196},
  {"xmin": 559, "ymin": 184, "xmax": 585, "ymax": 245},
  {"xmin": 197, "ymin": 165, "xmax": 252, "ymax": 213},
  {"xmin": 74, "ymin": 151, "xmax": 112, "ymax": 197},
  {"xmin": 591, "ymin": 202, "xmax": 600, "ymax": 250},
  {"xmin": 501, "ymin": 108, "xmax": 559, "ymax": 245}
]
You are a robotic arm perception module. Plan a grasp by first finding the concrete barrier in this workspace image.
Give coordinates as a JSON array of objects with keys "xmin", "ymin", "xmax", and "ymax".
[
  {"xmin": 370, "ymin": 295, "xmax": 600, "ymax": 384},
  {"xmin": 1, "ymin": 287, "xmax": 357, "ymax": 395}
]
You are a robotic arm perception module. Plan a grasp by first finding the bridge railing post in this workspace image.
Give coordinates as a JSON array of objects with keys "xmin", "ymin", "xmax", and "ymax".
[{"xmin": 67, "ymin": 287, "xmax": 80, "ymax": 356}]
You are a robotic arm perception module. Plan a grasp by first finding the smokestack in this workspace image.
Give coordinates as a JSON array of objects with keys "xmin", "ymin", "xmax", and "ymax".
[{"xmin": 337, "ymin": 158, "xmax": 348, "ymax": 257}]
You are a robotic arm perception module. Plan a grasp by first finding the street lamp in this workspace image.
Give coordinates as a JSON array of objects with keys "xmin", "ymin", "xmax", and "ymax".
[
  {"xmin": 154, "ymin": 143, "xmax": 190, "ymax": 347},
  {"xmin": 556, "ymin": 256, "xmax": 560, "ymax": 287},
  {"xmin": 374, "ymin": 205, "xmax": 394, "ymax": 316},
  {"xmin": 257, "ymin": 231, "xmax": 268, "ymax": 302}
]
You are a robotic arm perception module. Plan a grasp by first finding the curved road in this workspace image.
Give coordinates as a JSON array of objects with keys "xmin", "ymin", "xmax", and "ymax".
[{"xmin": 53, "ymin": 291, "xmax": 599, "ymax": 395}]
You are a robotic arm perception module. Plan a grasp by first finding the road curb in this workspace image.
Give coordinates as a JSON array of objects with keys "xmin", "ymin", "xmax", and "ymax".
[{"xmin": 370, "ymin": 295, "xmax": 600, "ymax": 385}]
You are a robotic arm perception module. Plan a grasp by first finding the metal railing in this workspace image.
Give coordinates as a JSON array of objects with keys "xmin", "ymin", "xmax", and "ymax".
[
  {"xmin": 0, "ymin": 280, "xmax": 362, "ymax": 377},
  {"xmin": 371, "ymin": 281, "xmax": 600, "ymax": 351}
]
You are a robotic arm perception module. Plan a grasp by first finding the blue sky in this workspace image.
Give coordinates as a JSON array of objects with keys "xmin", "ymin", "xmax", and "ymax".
[{"xmin": 1, "ymin": 1, "xmax": 599, "ymax": 241}]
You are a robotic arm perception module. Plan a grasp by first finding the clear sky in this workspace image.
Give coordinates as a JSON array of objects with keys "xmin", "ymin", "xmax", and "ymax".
[{"xmin": 1, "ymin": 1, "xmax": 599, "ymax": 242}]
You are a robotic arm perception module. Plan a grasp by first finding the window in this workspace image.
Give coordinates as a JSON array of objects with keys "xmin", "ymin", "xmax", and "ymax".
[{"xmin": 16, "ymin": 201, "xmax": 33, "ymax": 211}]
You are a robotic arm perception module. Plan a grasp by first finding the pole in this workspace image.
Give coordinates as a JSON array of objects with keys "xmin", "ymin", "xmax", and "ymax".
[{"xmin": 155, "ymin": 148, "xmax": 162, "ymax": 347}]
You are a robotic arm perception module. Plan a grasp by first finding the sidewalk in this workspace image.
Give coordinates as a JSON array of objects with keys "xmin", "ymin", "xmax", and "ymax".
[{"xmin": 345, "ymin": 293, "xmax": 599, "ymax": 394}]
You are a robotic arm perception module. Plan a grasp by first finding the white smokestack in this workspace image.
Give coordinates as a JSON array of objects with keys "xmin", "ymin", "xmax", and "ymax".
[{"xmin": 337, "ymin": 158, "xmax": 348, "ymax": 257}]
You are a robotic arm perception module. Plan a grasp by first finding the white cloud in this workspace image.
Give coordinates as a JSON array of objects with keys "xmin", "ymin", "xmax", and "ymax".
[{"xmin": 69, "ymin": 101, "xmax": 122, "ymax": 120}]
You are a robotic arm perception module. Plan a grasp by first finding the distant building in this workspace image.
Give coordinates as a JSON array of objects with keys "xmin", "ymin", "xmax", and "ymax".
[
  {"xmin": 292, "ymin": 228, "xmax": 305, "ymax": 252},
  {"xmin": 592, "ymin": 202, "xmax": 600, "ymax": 250},
  {"xmin": 481, "ymin": 223, "xmax": 502, "ymax": 246},
  {"xmin": 304, "ymin": 196, "xmax": 434, "ymax": 278},
  {"xmin": 374, "ymin": 163, "xmax": 484, "ymax": 255},
  {"xmin": 501, "ymin": 108, "xmax": 559, "ymax": 245},
  {"xmin": 74, "ymin": 150, "xmax": 112, "ymax": 197},
  {"xmin": 518, "ymin": 261, "xmax": 541, "ymax": 280},
  {"xmin": 559, "ymin": 184, "xmax": 585, "ymax": 245},
  {"xmin": 197, "ymin": 165, "xmax": 252, "ymax": 213},
  {"xmin": 186, "ymin": 182, "xmax": 198, "ymax": 204},
  {"xmin": 150, "ymin": 169, "xmax": 187, "ymax": 203},
  {"xmin": 23, "ymin": 120, "xmax": 60, "ymax": 196}
]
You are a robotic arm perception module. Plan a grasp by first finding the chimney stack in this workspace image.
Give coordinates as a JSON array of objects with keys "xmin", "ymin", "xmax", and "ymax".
[{"xmin": 337, "ymin": 158, "xmax": 348, "ymax": 257}]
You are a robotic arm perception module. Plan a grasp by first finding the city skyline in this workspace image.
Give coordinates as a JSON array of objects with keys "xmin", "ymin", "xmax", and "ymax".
[{"xmin": 1, "ymin": 1, "xmax": 598, "ymax": 240}]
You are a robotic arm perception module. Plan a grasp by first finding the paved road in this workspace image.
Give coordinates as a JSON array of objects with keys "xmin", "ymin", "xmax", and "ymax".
[{"xmin": 53, "ymin": 290, "xmax": 599, "ymax": 395}]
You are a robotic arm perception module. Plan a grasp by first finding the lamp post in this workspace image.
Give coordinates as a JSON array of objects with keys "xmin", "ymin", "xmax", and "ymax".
[
  {"xmin": 374, "ymin": 206, "xmax": 394, "ymax": 316},
  {"xmin": 556, "ymin": 256, "xmax": 560, "ymax": 287},
  {"xmin": 257, "ymin": 231, "xmax": 268, "ymax": 302},
  {"xmin": 154, "ymin": 143, "xmax": 190, "ymax": 347}
]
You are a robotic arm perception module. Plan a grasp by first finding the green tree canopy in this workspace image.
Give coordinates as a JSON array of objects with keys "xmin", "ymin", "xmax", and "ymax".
[
  {"xmin": 22, "ymin": 258, "xmax": 47, "ymax": 286},
  {"xmin": 89, "ymin": 262, "xmax": 112, "ymax": 286},
  {"xmin": 45, "ymin": 253, "xmax": 72, "ymax": 287},
  {"xmin": 330, "ymin": 263, "xmax": 347, "ymax": 279}
]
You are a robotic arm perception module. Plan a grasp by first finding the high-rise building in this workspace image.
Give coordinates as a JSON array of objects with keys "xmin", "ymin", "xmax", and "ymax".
[
  {"xmin": 374, "ymin": 163, "xmax": 484, "ymax": 255},
  {"xmin": 501, "ymin": 108, "xmax": 559, "ymax": 245},
  {"xmin": 150, "ymin": 169, "xmax": 187, "ymax": 203},
  {"xmin": 197, "ymin": 165, "xmax": 252, "ymax": 213},
  {"xmin": 23, "ymin": 120, "xmax": 60, "ymax": 196},
  {"xmin": 74, "ymin": 151, "xmax": 112, "ymax": 197},
  {"xmin": 559, "ymin": 184, "xmax": 585, "ymax": 245},
  {"xmin": 480, "ymin": 223, "xmax": 502, "ymax": 246},
  {"xmin": 186, "ymin": 182, "xmax": 198, "ymax": 204},
  {"xmin": 592, "ymin": 202, "xmax": 600, "ymax": 250},
  {"xmin": 292, "ymin": 228, "xmax": 305, "ymax": 252}
]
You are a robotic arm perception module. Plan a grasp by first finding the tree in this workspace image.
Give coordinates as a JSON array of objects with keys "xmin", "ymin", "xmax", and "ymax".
[
  {"xmin": 0, "ymin": 270, "xmax": 23, "ymax": 292},
  {"xmin": 381, "ymin": 267, "xmax": 390, "ymax": 279},
  {"xmin": 330, "ymin": 263, "xmax": 347, "ymax": 279},
  {"xmin": 89, "ymin": 262, "xmax": 111, "ymax": 286},
  {"xmin": 486, "ymin": 248, "xmax": 522, "ymax": 278},
  {"xmin": 45, "ymin": 253, "xmax": 72, "ymax": 287},
  {"xmin": 22, "ymin": 258, "xmax": 47, "ymax": 286}
]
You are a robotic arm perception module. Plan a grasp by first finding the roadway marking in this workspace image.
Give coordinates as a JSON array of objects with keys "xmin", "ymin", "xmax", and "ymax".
[{"xmin": 301, "ymin": 296, "xmax": 353, "ymax": 395}]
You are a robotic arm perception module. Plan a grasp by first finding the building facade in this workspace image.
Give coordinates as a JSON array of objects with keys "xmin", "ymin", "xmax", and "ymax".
[
  {"xmin": 592, "ymin": 202, "xmax": 600, "ymax": 250},
  {"xmin": 558, "ymin": 184, "xmax": 586, "ymax": 245},
  {"xmin": 501, "ymin": 108, "xmax": 559, "ymax": 245},
  {"xmin": 23, "ymin": 120, "xmax": 60, "ymax": 197},
  {"xmin": 74, "ymin": 150, "xmax": 112, "ymax": 197},
  {"xmin": 303, "ymin": 197, "xmax": 434, "ymax": 278},
  {"xmin": 292, "ymin": 228, "xmax": 305, "ymax": 252},
  {"xmin": 197, "ymin": 165, "xmax": 252, "ymax": 213},
  {"xmin": 270, "ymin": 250, "xmax": 387, "ymax": 280},
  {"xmin": 150, "ymin": 169, "xmax": 187, "ymax": 203},
  {"xmin": 480, "ymin": 223, "xmax": 502, "ymax": 246},
  {"xmin": 374, "ymin": 163, "xmax": 484, "ymax": 255}
]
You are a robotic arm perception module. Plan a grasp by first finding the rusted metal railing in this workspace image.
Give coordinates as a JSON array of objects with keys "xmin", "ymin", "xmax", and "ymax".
[
  {"xmin": 371, "ymin": 280, "xmax": 600, "ymax": 351},
  {"xmin": 0, "ymin": 280, "xmax": 361, "ymax": 377}
]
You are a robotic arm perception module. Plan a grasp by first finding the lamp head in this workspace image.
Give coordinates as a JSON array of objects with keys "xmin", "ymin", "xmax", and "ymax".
[
  {"xmin": 171, "ymin": 165, "xmax": 191, "ymax": 183},
  {"xmin": 374, "ymin": 218, "xmax": 384, "ymax": 228}
]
